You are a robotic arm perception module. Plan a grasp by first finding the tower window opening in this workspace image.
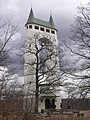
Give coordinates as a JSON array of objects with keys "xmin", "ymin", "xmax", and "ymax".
[
  {"xmin": 29, "ymin": 25, "xmax": 32, "ymax": 29},
  {"xmin": 46, "ymin": 29, "xmax": 50, "ymax": 33},
  {"xmin": 35, "ymin": 26, "xmax": 39, "ymax": 30},
  {"xmin": 41, "ymin": 99, "xmax": 43, "ymax": 102},
  {"xmin": 51, "ymin": 30, "xmax": 55, "ymax": 34},
  {"xmin": 26, "ymin": 26, "xmax": 28, "ymax": 29},
  {"xmin": 40, "ymin": 27, "xmax": 44, "ymax": 31}
]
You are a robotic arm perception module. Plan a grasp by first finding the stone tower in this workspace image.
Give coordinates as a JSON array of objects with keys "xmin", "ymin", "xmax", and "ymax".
[{"xmin": 24, "ymin": 8, "xmax": 61, "ymax": 113}]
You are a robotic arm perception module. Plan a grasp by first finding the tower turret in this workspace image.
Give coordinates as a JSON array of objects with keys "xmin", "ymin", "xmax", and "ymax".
[
  {"xmin": 49, "ymin": 14, "xmax": 56, "ymax": 29},
  {"xmin": 25, "ymin": 8, "xmax": 34, "ymax": 26}
]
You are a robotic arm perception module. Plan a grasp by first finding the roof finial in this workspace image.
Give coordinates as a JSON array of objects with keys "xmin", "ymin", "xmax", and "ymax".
[
  {"xmin": 31, "ymin": 3, "xmax": 32, "ymax": 8},
  {"xmin": 50, "ymin": 10, "xmax": 51, "ymax": 15}
]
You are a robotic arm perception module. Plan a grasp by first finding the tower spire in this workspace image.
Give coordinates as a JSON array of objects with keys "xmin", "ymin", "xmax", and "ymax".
[
  {"xmin": 26, "ymin": 7, "xmax": 34, "ymax": 25},
  {"xmin": 49, "ymin": 14, "xmax": 55, "ymax": 28}
]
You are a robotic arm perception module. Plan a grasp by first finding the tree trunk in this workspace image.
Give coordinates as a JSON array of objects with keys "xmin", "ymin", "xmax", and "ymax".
[
  {"xmin": 35, "ymin": 85, "xmax": 39, "ymax": 113},
  {"xmin": 35, "ymin": 54, "xmax": 39, "ymax": 113}
]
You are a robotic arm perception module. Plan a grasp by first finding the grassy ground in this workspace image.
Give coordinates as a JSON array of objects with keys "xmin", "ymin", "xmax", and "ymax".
[
  {"xmin": 0, "ymin": 113, "xmax": 90, "ymax": 120},
  {"xmin": 23, "ymin": 113, "xmax": 90, "ymax": 120},
  {"xmin": 29, "ymin": 115, "xmax": 90, "ymax": 120}
]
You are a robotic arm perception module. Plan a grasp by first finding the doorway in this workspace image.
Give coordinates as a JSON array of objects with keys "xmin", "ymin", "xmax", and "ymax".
[{"xmin": 45, "ymin": 99, "xmax": 50, "ymax": 109}]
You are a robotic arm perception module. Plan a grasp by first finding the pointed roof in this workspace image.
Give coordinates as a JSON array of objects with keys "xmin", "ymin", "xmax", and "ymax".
[
  {"xmin": 25, "ymin": 8, "xmax": 57, "ymax": 30},
  {"xmin": 40, "ymin": 87, "xmax": 56, "ymax": 97},
  {"xmin": 26, "ymin": 8, "xmax": 34, "ymax": 24},
  {"xmin": 49, "ymin": 14, "xmax": 55, "ymax": 28}
]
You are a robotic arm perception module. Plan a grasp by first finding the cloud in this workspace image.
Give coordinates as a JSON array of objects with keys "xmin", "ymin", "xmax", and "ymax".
[{"xmin": 7, "ymin": 0, "xmax": 20, "ymax": 12}]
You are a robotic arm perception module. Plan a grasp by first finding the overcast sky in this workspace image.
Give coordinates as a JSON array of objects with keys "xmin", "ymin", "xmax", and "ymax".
[
  {"xmin": 0, "ymin": 0, "xmax": 89, "ymax": 40},
  {"xmin": 0, "ymin": 0, "xmax": 90, "ymax": 75}
]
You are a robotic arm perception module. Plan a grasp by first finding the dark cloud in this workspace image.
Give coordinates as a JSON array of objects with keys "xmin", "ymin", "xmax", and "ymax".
[
  {"xmin": 0, "ymin": 0, "xmax": 89, "ymax": 40},
  {"xmin": 0, "ymin": 0, "xmax": 89, "ymax": 75}
]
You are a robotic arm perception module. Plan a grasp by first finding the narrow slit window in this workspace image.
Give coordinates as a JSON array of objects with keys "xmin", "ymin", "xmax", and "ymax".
[
  {"xmin": 40, "ymin": 27, "xmax": 44, "ymax": 31},
  {"xmin": 29, "ymin": 25, "xmax": 32, "ymax": 29},
  {"xmin": 35, "ymin": 26, "xmax": 39, "ymax": 30},
  {"xmin": 46, "ymin": 29, "xmax": 50, "ymax": 33},
  {"xmin": 51, "ymin": 30, "xmax": 55, "ymax": 34},
  {"xmin": 26, "ymin": 26, "xmax": 28, "ymax": 29}
]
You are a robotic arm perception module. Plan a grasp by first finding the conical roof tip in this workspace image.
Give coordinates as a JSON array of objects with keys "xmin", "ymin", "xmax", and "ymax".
[
  {"xmin": 26, "ymin": 8, "xmax": 34, "ymax": 24},
  {"xmin": 49, "ymin": 14, "xmax": 55, "ymax": 28}
]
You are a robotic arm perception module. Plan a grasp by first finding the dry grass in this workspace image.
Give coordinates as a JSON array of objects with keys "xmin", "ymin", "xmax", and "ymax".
[
  {"xmin": 28, "ymin": 114, "xmax": 90, "ymax": 120},
  {"xmin": 30, "ymin": 116, "xmax": 90, "ymax": 120},
  {"xmin": 0, "ymin": 113, "xmax": 90, "ymax": 120}
]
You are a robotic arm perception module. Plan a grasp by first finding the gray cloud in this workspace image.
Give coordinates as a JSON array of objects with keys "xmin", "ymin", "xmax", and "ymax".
[
  {"xmin": 0, "ymin": 0, "xmax": 89, "ymax": 40},
  {"xmin": 0, "ymin": 0, "xmax": 89, "ymax": 75}
]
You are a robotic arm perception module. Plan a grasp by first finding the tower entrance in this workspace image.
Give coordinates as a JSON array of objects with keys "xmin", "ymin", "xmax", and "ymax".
[{"xmin": 45, "ymin": 99, "xmax": 50, "ymax": 109}]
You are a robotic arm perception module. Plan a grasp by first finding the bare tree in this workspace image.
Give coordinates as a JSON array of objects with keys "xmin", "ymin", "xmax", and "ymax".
[
  {"xmin": 0, "ymin": 16, "xmax": 24, "ymax": 119},
  {"xmin": 0, "ymin": 16, "xmax": 19, "ymax": 92},
  {"xmin": 64, "ymin": 3, "xmax": 90, "ymax": 98},
  {"xmin": 0, "ymin": 17, "xmax": 19, "ymax": 63}
]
